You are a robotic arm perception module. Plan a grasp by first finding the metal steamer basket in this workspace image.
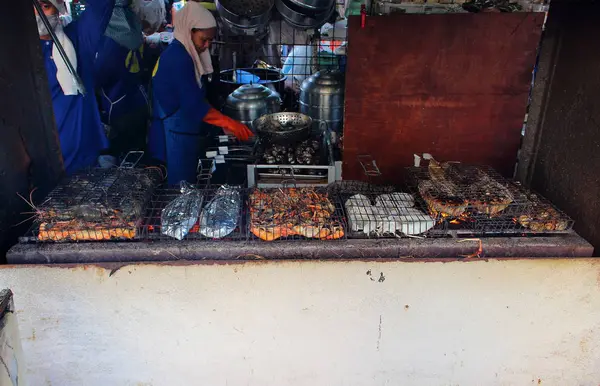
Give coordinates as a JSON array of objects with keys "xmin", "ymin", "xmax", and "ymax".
[{"xmin": 253, "ymin": 112, "xmax": 313, "ymax": 144}]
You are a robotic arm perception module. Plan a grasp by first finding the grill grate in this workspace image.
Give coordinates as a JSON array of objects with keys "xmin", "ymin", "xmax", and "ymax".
[
  {"xmin": 19, "ymin": 168, "xmax": 163, "ymax": 243},
  {"xmin": 248, "ymin": 131, "xmax": 336, "ymax": 187},
  {"xmin": 330, "ymin": 180, "xmax": 444, "ymax": 239},
  {"xmin": 139, "ymin": 186, "xmax": 247, "ymax": 241},
  {"xmin": 247, "ymin": 187, "xmax": 346, "ymax": 241},
  {"xmin": 406, "ymin": 163, "xmax": 574, "ymax": 236}
]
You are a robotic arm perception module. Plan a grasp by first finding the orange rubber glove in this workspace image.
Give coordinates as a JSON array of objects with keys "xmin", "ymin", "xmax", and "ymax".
[{"xmin": 203, "ymin": 108, "xmax": 254, "ymax": 142}]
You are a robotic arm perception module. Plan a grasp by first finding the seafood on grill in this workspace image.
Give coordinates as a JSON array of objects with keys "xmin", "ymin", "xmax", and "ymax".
[
  {"xmin": 27, "ymin": 168, "xmax": 161, "ymax": 241},
  {"xmin": 38, "ymin": 220, "xmax": 136, "ymax": 241},
  {"xmin": 198, "ymin": 186, "xmax": 241, "ymax": 239},
  {"xmin": 249, "ymin": 188, "xmax": 344, "ymax": 241},
  {"xmin": 418, "ymin": 158, "xmax": 468, "ymax": 218},
  {"xmin": 517, "ymin": 194, "xmax": 570, "ymax": 231},
  {"xmin": 262, "ymin": 139, "xmax": 322, "ymax": 175},
  {"xmin": 375, "ymin": 193, "xmax": 415, "ymax": 209},
  {"xmin": 345, "ymin": 193, "xmax": 434, "ymax": 236},
  {"xmin": 418, "ymin": 159, "xmax": 514, "ymax": 218},
  {"xmin": 445, "ymin": 163, "xmax": 514, "ymax": 216},
  {"xmin": 161, "ymin": 182, "xmax": 204, "ymax": 240}
]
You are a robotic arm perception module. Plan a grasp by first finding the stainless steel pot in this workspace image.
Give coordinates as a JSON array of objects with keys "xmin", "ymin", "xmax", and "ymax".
[
  {"xmin": 299, "ymin": 70, "xmax": 345, "ymax": 137},
  {"xmin": 223, "ymin": 84, "xmax": 282, "ymax": 131},
  {"xmin": 275, "ymin": 0, "xmax": 334, "ymax": 30},
  {"xmin": 216, "ymin": 0, "xmax": 273, "ymax": 31}
]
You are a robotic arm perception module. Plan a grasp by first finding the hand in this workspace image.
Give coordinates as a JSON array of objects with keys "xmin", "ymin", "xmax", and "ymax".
[
  {"xmin": 223, "ymin": 121, "xmax": 254, "ymax": 142},
  {"xmin": 204, "ymin": 108, "xmax": 254, "ymax": 142}
]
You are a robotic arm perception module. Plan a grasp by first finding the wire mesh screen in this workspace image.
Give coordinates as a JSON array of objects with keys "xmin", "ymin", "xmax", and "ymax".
[
  {"xmin": 140, "ymin": 186, "xmax": 247, "ymax": 241},
  {"xmin": 406, "ymin": 162, "xmax": 574, "ymax": 236},
  {"xmin": 212, "ymin": 17, "xmax": 347, "ymax": 110},
  {"xmin": 19, "ymin": 168, "xmax": 163, "ymax": 243},
  {"xmin": 247, "ymin": 187, "xmax": 346, "ymax": 241}
]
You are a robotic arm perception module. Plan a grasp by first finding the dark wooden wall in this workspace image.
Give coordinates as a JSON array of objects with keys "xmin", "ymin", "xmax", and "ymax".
[
  {"xmin": 521, "ymin": 0, "xmax": 600, "ymax": 255},
  {"xmin": 0, "ymin": 1, "xmax": 63, "ymax": 258},
  {"xmin": 343, "ymin": 13, "xmax": 544, "ymax": 184}
]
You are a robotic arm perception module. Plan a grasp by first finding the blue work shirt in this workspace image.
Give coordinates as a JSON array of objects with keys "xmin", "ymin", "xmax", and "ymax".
[
  {"xmin": 149, "ymin": 39, "xmax": 211, "ymax": 161},
  {"xmin": 94, "ymin": 36, "xmax": 148, "ymax": 124},
  {"xmin": 42, "ymin": 0, "xmax": 115, "ymax": 174}
]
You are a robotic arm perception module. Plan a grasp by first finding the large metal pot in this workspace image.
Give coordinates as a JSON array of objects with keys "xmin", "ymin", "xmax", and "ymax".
[
  {"xmin": 223, "ymin": 84, "xmax": 282, "ymax": 131},
  {"xmin": 299, "ymin": 70, "xmax": 345, "ymax": 137},
  {"xmin": 275, "ymin": 0, "xmax": 334, "ymax": 30}
]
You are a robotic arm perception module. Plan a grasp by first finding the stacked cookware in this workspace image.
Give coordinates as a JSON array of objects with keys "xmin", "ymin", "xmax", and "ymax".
[
  {"xmin": 276, "ymin": 0, "xmax": 336, "ymax": 30},
  {"xmin": 216, "ymin": 0, "xmax": 274, "ymax": 35}
]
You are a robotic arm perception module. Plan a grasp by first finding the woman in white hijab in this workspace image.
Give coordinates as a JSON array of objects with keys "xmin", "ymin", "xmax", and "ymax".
[
  {"xmin": 34, "ymin": 0, "xmax": 115, "ymax": 173},
  {"xmin": 149, "ymin": 1, "xmax": 253, "ymax": 184}
]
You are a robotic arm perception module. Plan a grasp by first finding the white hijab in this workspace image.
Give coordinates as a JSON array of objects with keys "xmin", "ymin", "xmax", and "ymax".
[
  {"xmin": 173, "ymin": 2, "xmax": 216, "ymax": 87},
  {"xmin": 41, "ymin": 0, "xmax": 81, "ymax": 95}
]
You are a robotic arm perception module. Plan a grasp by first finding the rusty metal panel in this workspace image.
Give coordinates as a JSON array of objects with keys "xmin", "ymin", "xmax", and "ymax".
[
  {"xmin": 343, "ymin": 13, "xmax": 544, "ymax": 184},
  {"xmin": 528, "ymin": 1, "xmax": 600, "ymax": 255}
]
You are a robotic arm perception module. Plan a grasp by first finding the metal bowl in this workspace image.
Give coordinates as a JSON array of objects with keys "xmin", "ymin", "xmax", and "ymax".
[{"xmin": 253, "ymin": 112, "xmax": 313, "ymax": 144}]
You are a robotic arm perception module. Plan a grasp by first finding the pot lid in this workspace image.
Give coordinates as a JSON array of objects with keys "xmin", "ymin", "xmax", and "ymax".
[
  {"xmin": 301, "ymin": 70, "xmax": 345, "ymax": 93},
  {"xmin": 230, "ymin": 84, "xmax": 279, "ymax": 101}
]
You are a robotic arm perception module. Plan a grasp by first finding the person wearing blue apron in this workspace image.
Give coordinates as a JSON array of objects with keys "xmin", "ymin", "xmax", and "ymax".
[
  {"xmin": 94, "ymin": 0, "xmax": 149, "ymax": 159},
  {"xmin": 35, "ymin": 0, "xmax": 115, "ymax": 174},
  {"xmin": 149, "ymin": 2, "xmax": 253, "ymax": 185}
]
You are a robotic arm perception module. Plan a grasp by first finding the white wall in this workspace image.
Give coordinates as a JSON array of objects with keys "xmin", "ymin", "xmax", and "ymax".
[
  {"xmin": 1, "ymin": 259, "xmax": 600, "ymax": 386},
  {"xmin": 0, "ymin": 294, "xmax": 26, "ymax": 386}
]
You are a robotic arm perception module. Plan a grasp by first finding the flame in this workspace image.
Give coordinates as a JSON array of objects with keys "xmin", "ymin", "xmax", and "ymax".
[{"xmin": 427, "ymin": 205, "xmax": 471, "ymax": 225}]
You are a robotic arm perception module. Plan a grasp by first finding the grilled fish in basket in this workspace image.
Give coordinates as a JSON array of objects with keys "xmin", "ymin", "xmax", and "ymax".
[
  {"xmin": 418, "ymin": 159, "xmax": 468, "ymax": 218},
  {"xmin": 445, "ymin": 163, "xmax": 514, "ymax": 217}
]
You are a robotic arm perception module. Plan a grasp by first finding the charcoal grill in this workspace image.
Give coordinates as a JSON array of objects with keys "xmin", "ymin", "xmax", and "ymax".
[
  {"xmin": 406, "ymin": 164, "xmax": 574, "ymax": 237},
  {"xmin": 18, "ymin": 167, "xmax": 163, "ymax": 243},
  {"xmin": 247, "ymin": 130, "xmax": 337, "ymax": 188}
]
